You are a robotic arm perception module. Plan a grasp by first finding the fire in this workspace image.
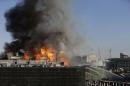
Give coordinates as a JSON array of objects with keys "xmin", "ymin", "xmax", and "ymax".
[
  {"xmin": 24, "ymin": 51, "xmax": 30, "ymax": 60},
  {"xmin": 41, "ymin": 48, "xmax": 46, "ymax": 56},
  {"xmin": 60, "ymin": 57, "xmax": 70, "ymax": 66},
  {"xmin": 59, "ymin": 51, "xmax": 70, "ymax": 66},
  {"xmin": 23, "ymin": 46, "xmax": 71, "ymax": 66},
  {"xmin": 40, "ymin": 47, "xmax": 71, "ymax": 66},
  {"xmin": 40, "ymin": 47, "xmax": 56, "ymax": 62},
  {"xmin": 35, "ymin": 53, "xmax": 41, "ymax": 60}
]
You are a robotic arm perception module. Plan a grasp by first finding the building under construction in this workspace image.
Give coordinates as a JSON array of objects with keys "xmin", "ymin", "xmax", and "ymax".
[{"xmin": 105, "ymin": 53, "xmax": 130, "ymax": 82}]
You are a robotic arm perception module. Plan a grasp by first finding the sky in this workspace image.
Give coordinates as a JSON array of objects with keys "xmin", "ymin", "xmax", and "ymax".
[
  {"xmin": 0, "ymin": 0, "xmax": 19, "ymax": 52},
  {"xmin": 0, "ymin": 0, "xmax": 130, "ymax": 58}
]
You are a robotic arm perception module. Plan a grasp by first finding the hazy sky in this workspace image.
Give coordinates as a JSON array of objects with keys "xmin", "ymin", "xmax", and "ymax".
[{"xmin": 0, "ymin": 0, "xmax": 130, "ymax": 58}]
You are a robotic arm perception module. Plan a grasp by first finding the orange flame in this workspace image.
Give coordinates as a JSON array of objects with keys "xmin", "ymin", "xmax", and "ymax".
[
  {"xmin": 24, "ymin": 51, "xmax": 30, "ymax": 60},
  {"xmin": 23, "ymin": 46, "xmax": 71, "ymax": 66},
  {"xmin": 40, "ymin": 47, "xmax": 56, "ymax": 62},
  {"xmin": 59, "ymin": 53, "xmax": 70, "ymax": 66},
  {"xmin": 41, "ymin": 47, "xmax": 46, "ymax": 56},
  {"xmin": 35, "ymin": 53, "xmax": 41, "ymax": 60}
]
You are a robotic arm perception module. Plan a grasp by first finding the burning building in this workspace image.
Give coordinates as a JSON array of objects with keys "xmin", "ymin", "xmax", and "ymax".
[
  {"xmin": 0, "ymin": 0, "xmax": 86, "ymax": 86},
  {"xmin": 0, "ymin": 0, "xmax": 81, "ymax": 65}
]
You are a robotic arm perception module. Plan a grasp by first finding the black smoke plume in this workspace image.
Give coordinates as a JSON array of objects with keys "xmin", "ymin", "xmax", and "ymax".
[
  {"xmin": 2, "ymin": 0, "xmax": 80, "ymax": 59},
  {"xmin": 4, "ymin": 0, "xmax": 39, "ymax": 52}
]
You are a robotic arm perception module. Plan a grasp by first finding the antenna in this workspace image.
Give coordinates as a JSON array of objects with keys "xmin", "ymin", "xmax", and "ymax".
[
  {"xmin": 98, "ymin": 48, "xmax": 101, "ymax": 60},
  {"xmin": 109, "ymin": 48, "xmax": 112, "ymax": 58}
]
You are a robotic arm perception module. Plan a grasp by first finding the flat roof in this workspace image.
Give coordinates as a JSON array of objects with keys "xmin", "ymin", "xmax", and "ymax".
[{"xmin": 107, "ymin": 58, "xmax": 130, "ymax": 61}]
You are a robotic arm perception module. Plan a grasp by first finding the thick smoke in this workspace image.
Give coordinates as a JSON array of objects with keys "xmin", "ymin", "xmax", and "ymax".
[
  {"xmin": 2, "ymin": 0, "xmax": 81, "ymax": 60},
  {"xmin": 4, "ymin": 0, "xmax": 39, "ymax": 52}
]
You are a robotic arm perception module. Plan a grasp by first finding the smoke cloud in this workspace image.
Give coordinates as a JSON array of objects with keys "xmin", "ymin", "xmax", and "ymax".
[{"xmin": 2, "ymin": 0, "xmax": 83, "ymax": 61}]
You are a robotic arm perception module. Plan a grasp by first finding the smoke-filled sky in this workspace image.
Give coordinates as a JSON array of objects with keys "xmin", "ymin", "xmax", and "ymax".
[{"xmin": 0, "ymin": 0, "xmax": 130, "ymax": 58}]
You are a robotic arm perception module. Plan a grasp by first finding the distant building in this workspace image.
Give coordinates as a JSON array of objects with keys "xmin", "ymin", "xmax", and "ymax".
[{"xmin": 105, "ymin": 53, "xmax": 130, "ymax": 73}]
